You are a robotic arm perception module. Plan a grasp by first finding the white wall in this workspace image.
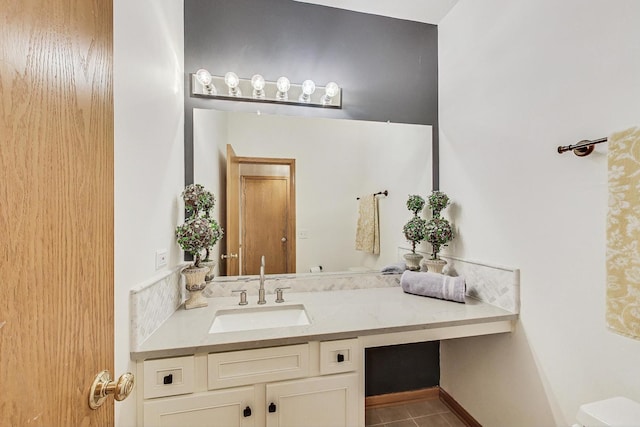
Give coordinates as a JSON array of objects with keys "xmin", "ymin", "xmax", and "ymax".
[
  {"xmin": 438, "ymin": 1, "xmax": 640, "ymax": 425},
  {"xmin": 113, "ymin": 0, "xmax": 184, "ymax": 425},
  {"xmin": 193, "ymin": 110, "xmax": 432, "ymax": 273}
]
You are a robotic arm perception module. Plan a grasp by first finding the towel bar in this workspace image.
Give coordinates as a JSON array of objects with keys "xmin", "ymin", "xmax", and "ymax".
[{"xmin": 557, "ymin": 137, "xmax": 607, "ymax": 157}]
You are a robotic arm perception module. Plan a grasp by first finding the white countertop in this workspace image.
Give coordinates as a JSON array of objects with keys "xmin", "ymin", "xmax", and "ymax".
[{"xmin": 131, "ymin": 286, "xmax": 517, "ymax": 360}]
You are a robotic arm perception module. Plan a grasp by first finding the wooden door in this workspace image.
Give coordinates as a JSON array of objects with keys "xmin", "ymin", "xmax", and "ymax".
[
  {"xmin": 225, "ymin": 144, "xmax": 241, "ymax": 276},
  {"xmin": 0, "ymin": 0, "xmax": 114, "ymax": 425},
  {"xmin": 242, "ymin": 176, "xmax": 290, "ymax": 275}
]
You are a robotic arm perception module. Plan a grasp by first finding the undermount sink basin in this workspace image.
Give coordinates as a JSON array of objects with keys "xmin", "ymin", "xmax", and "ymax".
[{"xmin": 209, "ymin": 304, "xmax": 310, "ymax": 334}]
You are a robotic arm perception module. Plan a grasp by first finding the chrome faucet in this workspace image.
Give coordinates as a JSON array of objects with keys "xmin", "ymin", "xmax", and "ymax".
[{"xmin": 258, "ymin": 255, "xmax": 266, "ymax": 305}]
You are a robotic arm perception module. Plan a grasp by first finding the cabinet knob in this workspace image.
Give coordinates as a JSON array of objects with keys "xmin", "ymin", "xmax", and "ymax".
[
  {"xmin": 337, "ymin": 353, "xmax": 345, "ymax": 363},
  {"xmin": 163, "ymin": 374, "xmax": 173, "ymax": 384},
  {"xmin": 268, "ymin": 402, "xmax": 277, "ymax": 413},
  {"xmin": 243, "ymin": 406, "xmax": 252, "ymax": 417}
]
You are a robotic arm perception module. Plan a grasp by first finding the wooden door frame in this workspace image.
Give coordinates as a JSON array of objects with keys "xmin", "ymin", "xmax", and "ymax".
[{"xmin": 225, "ymin": 145, "xmax": 296, "ymax": 276}]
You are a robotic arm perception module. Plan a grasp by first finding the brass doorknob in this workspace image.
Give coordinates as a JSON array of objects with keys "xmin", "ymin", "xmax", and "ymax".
[{"xmin": 89, "ymin": 370, "xmax": 135, "ymax": 409}]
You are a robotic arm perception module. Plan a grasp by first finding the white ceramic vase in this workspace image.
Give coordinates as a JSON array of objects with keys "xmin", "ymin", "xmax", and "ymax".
[
  {"xmin": 200, "ymin": 259, "xmax": 217, "ymax": 282},
  {"xmin": 403, "ymin": 253, "xmax": 423, "ymax": 271},
  {"xmin": 181, "ymin": 266, "xmax": 209, "ymax": 309},
  {"xmin": 424, "ymin": 258, "xmax": 447, "ymax": 274}
]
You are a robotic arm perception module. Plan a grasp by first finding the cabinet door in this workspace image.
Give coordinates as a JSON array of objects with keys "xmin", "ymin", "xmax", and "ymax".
[
  {"xmin": 143, "ymin": 386, "xmax": 255, "ymax": 427},
  {"xmin": 265, "ymin": 373, "xmax": 359, "ymax": 427}
]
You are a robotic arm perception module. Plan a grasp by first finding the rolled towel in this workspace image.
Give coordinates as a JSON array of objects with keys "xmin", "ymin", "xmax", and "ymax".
[
  {"xmin": 400, "ymin": 270, "xmax": 466, "ymax": 303},
  {"xmin": 381, "ymin": 262, "xmax": 407, "ymax": 274}
]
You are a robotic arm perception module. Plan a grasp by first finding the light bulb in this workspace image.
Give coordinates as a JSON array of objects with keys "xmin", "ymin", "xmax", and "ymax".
[
  {"xmin": 321, "ymin": 82, "xmax": 339, "ymax": 105},
  {"xmin": 276, "ymin": 76, "xmax": 290, "ymax": 101},
  {"xmin": 195, "ymin": 68, "xmax": 216, "ymax": 95},
  {"xmin": 251, "ymin": 74, "xmax": 265, "ymax": 99},
  {"xmin": 299, "ymin": 79, "xmax": 316, "ymax": 103},
  {"xmin": 224, "ymin": 71, "xmax": 241, "ymax": 96}
]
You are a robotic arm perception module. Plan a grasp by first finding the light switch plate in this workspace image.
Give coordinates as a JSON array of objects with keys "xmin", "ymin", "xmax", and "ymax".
[{"xmin": 155, "ymin": 250, "xmax": 167, "ymax": 270}]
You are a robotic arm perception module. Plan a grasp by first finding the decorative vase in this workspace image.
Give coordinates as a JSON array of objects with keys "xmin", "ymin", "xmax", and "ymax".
[
  {"xmin": 181, "ymin": 266, "xmax": 209, "ymax": 309},
  {"xmin": 403, "ymin": 253, "xmax": 423, "ymax": 271},
  {"xmin": 424, "ymin": 258, "xmax": 447, "ymax": 274},
  {"xmin": 200, "ymin": 259, "xmax": 217, "ymax": 282}
]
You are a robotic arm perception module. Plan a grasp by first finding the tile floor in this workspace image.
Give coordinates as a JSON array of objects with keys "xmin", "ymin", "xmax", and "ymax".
[{"xmin": 366, "ymin": 398, "xmax": 468, "ymax": 427}]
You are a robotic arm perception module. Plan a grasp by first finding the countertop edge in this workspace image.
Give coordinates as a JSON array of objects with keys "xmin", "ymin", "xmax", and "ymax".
[{"xmin": 130, "ymin": 313, "xmax": 518, "ymax": 361}]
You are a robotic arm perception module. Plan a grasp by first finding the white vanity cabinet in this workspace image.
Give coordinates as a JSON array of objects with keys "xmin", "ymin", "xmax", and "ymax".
[{"xmin": 138, "ymin": 339, "xmax": 362, "ymax": 427}]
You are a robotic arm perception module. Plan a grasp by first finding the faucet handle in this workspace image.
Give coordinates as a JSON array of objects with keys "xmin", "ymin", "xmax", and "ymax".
[
  {"xmin": 275, "ymin": 287, "xmax": 291, "ymax": 303},
  {"xmin": 232, "ymin": 289, "xmax": 248, "ymax": 305}
]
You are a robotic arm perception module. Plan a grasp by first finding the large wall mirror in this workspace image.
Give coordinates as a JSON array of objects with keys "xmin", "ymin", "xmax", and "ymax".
[{"xmin": 193, "ymin": 109, "xmax": 432, "ymax": 277}]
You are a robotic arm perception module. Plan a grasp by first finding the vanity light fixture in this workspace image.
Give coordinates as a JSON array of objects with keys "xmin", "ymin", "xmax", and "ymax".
[
  {"xmin": 195, "ymin": 68, "xmax": 216, "ymax": 95},
  {"xmin": 322, "ymin": 82, "xmax": 339, "ymax": 105},
  {"xmin": 298, "ymin": 79, "xmax": 316, "ymax": 103},
  {"xmin": 251, "ymin": 74, "xmax": 266, "ymax": 99},
  {"xmin": 190, "ymin": 69, "xmax": 341, "ymax": 109},
  {"xmin": 275, "ymin": 76, "xmax": 290, "ymax": 101}
]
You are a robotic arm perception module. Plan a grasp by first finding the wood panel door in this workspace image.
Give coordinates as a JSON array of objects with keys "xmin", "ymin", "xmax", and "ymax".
[
  {"xmin": 0, "ymin": 0, "xmax": 115, "ymax": 425},
  {"xmin": 241, "ymin": 176, "xmax": 290, "ymax": 275}
]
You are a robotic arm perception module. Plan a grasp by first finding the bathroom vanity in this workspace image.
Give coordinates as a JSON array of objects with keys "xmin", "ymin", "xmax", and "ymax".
[{"xmin": 132, "ymin": 285, "xmax": 517, "ymax": 426}]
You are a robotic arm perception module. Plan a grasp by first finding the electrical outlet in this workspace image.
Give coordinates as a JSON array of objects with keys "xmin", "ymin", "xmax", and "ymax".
[{"xmin": 155, "ymin": 250, "xmax": 168, "ymax": 270}]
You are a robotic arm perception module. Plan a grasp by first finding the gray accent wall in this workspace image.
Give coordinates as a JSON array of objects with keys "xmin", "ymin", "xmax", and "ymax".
[{"xmin": 184, "ymin": 0, "xmax": 439, "ymax": 188}]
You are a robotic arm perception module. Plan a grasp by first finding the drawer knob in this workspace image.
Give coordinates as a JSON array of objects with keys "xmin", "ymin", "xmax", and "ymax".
[
  {"xmin": 243, "ymin": 406, "xmax": 252, "ymax": 417},
  {"xmin": 163, "ymin": 374, "xmax": 173, "ymax": 385},
  {"xmin": 268, "ymin": 402, "xmax": 277, "ymax": 413},
  {"xmin": 337, "ymin": 353, "xmax": 345, "ymax": 363}
]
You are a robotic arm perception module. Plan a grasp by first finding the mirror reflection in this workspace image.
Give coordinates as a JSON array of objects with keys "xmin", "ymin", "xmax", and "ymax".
[{"xmin": 193, "ymin": 109, "xmax": 432, "ymax": 276}]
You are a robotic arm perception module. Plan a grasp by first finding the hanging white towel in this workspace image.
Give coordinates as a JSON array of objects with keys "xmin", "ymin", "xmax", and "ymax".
[
  {"xmin": 355, "ymin": 194, "xmax": 380, "ymax": 255},
  {"xmin": 606, "ymin": 126, "xmax": 640, "ymax": 340}
]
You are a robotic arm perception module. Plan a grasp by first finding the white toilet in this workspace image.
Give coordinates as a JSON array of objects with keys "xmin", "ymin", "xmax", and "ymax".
[{"xmin": 574, "ymin": 397, "xmax": 640, "ymax": 426}]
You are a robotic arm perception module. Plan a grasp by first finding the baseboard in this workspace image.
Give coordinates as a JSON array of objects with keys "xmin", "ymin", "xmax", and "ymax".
[
  {"xmin": 365, "ymin": 387, "xmax": 482, "ymax": 426},
  {"xmin": 439, "ymin": 387, "xmax": 482, "ymax": 427},
  {"xmin": 365, "ymin": 387, "xmax": 440, "ymax": 408}
]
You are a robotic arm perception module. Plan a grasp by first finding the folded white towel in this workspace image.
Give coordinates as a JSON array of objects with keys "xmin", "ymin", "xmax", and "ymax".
[
  {"xmin": 381, "ymin": 263, "xmax": 407, "ymax": 274},
  {"xmin": 400, "ymin": 270, "xmax": 466, "ymax": 303}
]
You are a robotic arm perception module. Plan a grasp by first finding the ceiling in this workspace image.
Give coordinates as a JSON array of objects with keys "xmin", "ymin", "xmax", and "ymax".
[{"xmin": 293, "ymin": 0, "xmax": 459, "ymax": 24}]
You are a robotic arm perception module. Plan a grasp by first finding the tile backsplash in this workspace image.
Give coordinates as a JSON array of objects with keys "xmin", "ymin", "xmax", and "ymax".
[{"xmin": 130, "ymin": 265, "xmax": 184, "ymax": 350}]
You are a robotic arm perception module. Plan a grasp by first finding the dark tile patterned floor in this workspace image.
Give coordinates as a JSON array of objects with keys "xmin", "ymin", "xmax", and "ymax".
[{"xmin": 366, "ymin": 398, "xmax": 467, "ymax": 427}]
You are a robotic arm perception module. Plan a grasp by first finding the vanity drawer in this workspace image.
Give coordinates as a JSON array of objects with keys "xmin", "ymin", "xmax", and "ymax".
[
  {"xmin": 320, "ymin": 339, "xmax": 359, "ymax": 375},
  {"xmin": 208, "ymin": 344, "xmax": 309, "ymax": 390},
  {"xmin": 143, "ymin": 355, "xmax": 195, "ymax": 399}
]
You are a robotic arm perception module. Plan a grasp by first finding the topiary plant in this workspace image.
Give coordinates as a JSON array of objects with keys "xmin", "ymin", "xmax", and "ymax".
[
  {"xmin": 428, "ymin": 191, "xmax": 450, "ymax": 216},
  {"xmin": 176, "ymin": 217, "xmax": 215, "ymax": 268},
  {"xmin": 182, "ymin": 184, "xmax": 216, "ymax": 215},
  {"xmin": 406, "ymin": 194, "xmax": 426, "ymax": 216},
  {"xmin": 178, "ymin": 184, "xmax": 225, "ymax": 265},
  {"xmin": 403, "ymin": 216, "xmax": 427, "ymax": 254},
  {"xmin": 425, "ymin": 190, "xmax": 454, "ymax": 259}
]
